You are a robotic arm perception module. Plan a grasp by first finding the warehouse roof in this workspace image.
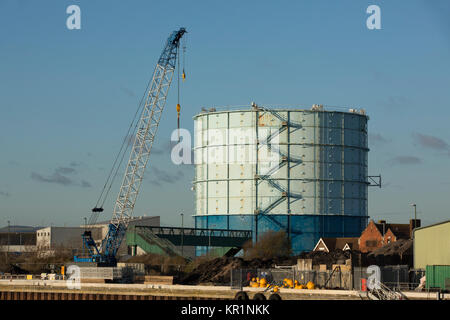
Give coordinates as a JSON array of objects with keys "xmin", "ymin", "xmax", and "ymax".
[
  {"xmin": 0, "ymin": 225, "xmax": 43, "ymax": 233},
  {"xmin": 413, "ymin": 219, "xmax": 450, "ymax": 232}
]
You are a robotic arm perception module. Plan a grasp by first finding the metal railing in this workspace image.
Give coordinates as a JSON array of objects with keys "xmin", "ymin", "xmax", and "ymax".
[
  {"xmin": 134, "ymin": 226, "xmax": 252, "ymax": 239},
  {"xmin": 196, "ymin": 104, "xmax": 362, "ymax": 114},
  {"xmin": 232, "ymin": 266, "xmax": 425, "ymax": 292}
]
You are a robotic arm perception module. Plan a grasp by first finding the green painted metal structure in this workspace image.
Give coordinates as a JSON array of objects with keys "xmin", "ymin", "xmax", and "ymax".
[
  {"xmin": 426, "ymin": 265, "xmax": 450, "ymax": 291},
  {"xmin": 126, "ymin": 226, "xmax": 252, "ymax": 256}
]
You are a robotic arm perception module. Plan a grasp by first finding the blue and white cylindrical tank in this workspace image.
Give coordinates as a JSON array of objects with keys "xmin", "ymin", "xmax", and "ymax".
[{"xmin": 193, "ymin": 104, "xmax": 369, "ymax": 254}]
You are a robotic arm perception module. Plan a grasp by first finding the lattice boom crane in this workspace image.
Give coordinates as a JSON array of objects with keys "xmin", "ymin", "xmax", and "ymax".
[{"xmin": 74, "ymin": 28, "xmax": 187, "ymax": 265}]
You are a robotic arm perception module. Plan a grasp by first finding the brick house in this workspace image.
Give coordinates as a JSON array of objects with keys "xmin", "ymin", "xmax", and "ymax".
[{"xmin": 358, "ymin": 219, "xmax": 420, "ymax": 253}]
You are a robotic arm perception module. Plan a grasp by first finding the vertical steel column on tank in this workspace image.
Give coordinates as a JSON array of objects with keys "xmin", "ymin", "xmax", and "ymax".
[{"xmin": 193, "ymin": 106, "xmax": 369, "ymax": 255}]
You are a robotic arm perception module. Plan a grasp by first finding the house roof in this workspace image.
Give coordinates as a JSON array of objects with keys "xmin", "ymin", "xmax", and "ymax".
[
  {"xmin": 373, "ymin": 221, "xmax": 411, "ymax": 239},
  {"xmin": 386, "ymin": 224, "xmax": 410, "ymax": 239},
  {"xmin": 315, "ymin": 237, "xmax": 359, "ymax": 252},
  {"xmin": 368, "ymin": 239, "xmax": 413, "ymax": 257}
]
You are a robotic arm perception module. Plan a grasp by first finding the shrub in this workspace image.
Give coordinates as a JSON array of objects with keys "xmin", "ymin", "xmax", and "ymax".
[{"xmin": 243, "ymin": 230, "xmax": 292, "ymax": 260}]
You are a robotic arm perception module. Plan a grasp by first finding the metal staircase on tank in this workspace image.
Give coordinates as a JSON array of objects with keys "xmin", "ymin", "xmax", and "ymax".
[{"xmin": 255, "ymin": 107, "xmax": 304, "ymax": 233}]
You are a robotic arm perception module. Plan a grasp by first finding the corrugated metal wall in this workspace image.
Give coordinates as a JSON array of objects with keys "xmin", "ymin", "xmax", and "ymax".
[{"xmin": 414, "ymin": 221, "xmax": 450, "ymax": 269}]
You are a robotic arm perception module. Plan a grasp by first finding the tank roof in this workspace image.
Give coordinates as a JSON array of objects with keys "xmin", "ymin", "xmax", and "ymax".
[{"xmin": 193, "ymin": 104, "xmax": 368, "ymax": 119}]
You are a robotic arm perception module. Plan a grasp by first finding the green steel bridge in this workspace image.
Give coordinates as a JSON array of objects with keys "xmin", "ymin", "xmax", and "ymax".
[{"xmin": 126, "ymin": 225, "xmax": 252, "ymax": 257}]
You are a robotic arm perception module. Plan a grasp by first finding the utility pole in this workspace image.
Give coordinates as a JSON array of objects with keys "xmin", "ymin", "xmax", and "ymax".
[
  {"xmin": 83, "ymin": 217, "xmax": 87, "ymax": 256},
  {"xmin": 7, "ymin": 220, "xmax": 10, "ymax": 264},
  {"xmin": 410, "ymin": 203, "xmax": 417, "ymax": 237},
  {"xmin": 180, "ymin": 213, "xmax": 184, "ymax": 258}
]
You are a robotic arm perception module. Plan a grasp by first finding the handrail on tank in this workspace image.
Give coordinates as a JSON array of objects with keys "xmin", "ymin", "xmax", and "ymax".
[{"xmin": 195, "ymin": 103, "xmax": 367, "ymax": 115}]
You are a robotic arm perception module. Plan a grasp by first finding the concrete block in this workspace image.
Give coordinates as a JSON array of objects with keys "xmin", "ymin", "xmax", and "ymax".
[
  {"xmin": 80, "ymin": 279, "xmax": 105, "ymax": 284},
  {"xmin": 297, "ymin": 259, "xmax": 312, "ymax": 271},
  {"xmin": 332, "ymin": 264, "xmax": 351, "ymax": 272},
  {"xmin": 144, "ymin": 275, "xmax": 174, "ymax": 285}
]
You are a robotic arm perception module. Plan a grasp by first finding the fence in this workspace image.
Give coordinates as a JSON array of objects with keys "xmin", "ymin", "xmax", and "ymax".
[
  {"xmin": 0, "ymin": 273, "xmax": 64, "ymax": 280},
  {"xmin": 353, "ymin": 266, "xmax": 425, "ymax": 291},
  {"xmin": 232, "ymin": 265, "xmax": 425, "ymax": 291},
  {"xmin": 231, "ymin": 267, "xmax": 352, "ymax": 290}
]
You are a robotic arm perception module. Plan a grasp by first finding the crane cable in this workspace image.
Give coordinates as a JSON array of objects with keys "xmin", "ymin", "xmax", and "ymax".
[
  {"xmin": 90, "ymin": 75, "xmax": 154, "ymax": 224},
  {"xmin": 182, "ymin": 35, "xmax": 186, "ymax": 82},
  {"xmin": 177, "ymin": 46, "xmax": 180, "ymax": 142}
]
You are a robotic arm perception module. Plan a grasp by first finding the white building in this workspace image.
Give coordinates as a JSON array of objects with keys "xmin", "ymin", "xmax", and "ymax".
[{"xmin": 35, "ymin": 216, "xmax": 160, "ymax": 257}]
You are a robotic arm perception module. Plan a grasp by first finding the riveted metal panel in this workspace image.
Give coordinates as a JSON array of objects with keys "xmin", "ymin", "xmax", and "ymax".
[
  {"xmin": 208, "ymin": 163, "xmax": 228, "ymax": 180},
  {"xmin": 229, "ymin": 180, "xmax": 253, "ymax": 197},
  {"xmin": 229, "ymin": 111, "xmax": 253, "ymax": 128},
  {"xmin": 229, "ymin": 163, "xmax": 254, "ymax": 179},
  {"xmin": 208, "ymin": 113, "xmax": 228, "ymax": 129}
]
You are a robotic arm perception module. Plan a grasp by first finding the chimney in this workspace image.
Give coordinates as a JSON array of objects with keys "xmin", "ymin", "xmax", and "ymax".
[
  {"xmin": 409, "ymin": 219, "xmax": 421, "ymax": 238},
  {"xmin": 378, "ymin": 220, "xmax": 386, "ymax": 235}
]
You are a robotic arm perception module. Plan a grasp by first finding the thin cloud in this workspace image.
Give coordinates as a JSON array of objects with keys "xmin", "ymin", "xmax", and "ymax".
[
  {"xmin": 31, "ymin": 172, "xmax": 74, "ymax": 186},
  {"xmin": 31, "ymin": 163, "xmax": 89, "ymax": 187},
  {"xmin": 384, "ymin": 96, "xmax": 410, "ymax": 109},
  {"xmin": 70, "ymin": 161, "xmax": 83, "ymax": 167},
  {"xmin": 55, "ymin": 167, "xmax": 76, "ymax": 175},
  {"xmin": 369, "ymin": 133, "xmax": 390, "ymax": 146},
  {"xmin": 388, "ymin": 156, "xmax": 423, "ymax": 166},
  {"xmin": 148, "ymin": 167, "xmax": 184, "ymax": 185},
  {"xmin": 0, "ymin": 191, "xmax": 10, "ymax": 197},
  {"xmin": 151, "ymin": 146, "xmax": 165, "ymax": 155},
  {"xmin": 120, "ymin": 87, "xmax": 135, "ymax": 97},
  {"xmin": 412, "ymin": 132, "xmax": 450, "ymax": 154},
  {"xmin": 8, "ymin": 160, "xmax": 20, "ymax": 166},
  {"xmin": 81, "ymin": 180, "xmax": 92, "ymax": 188}
]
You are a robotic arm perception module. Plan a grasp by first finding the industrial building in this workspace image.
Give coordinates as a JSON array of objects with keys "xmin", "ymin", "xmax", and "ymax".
[
  {"xmin": 0, "ymin": 225, "xmax": 39, "ymax": 253},
  {"xmin": 193, "ymin": 104, "xmax": 369, "ymax": 254},
  {"xmin": 36, "ymin": 226, "xmax": 103, "ymax": 253},
  {"xmin": 34, "ymin": 216, "xmax": 160, "ymax": 257},
  {"xmin": 414, "ymin": 220, "xmax": 450, "ymax": 269}
]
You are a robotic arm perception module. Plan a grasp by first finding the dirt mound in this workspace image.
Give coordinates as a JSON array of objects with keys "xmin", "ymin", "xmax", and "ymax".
[
  {"xmin": 179, "ymin": 256, "xmax": 298, "ymax": 285},
  {"xmin": 0, "ymin": 263, "xmax": 29, "ymax": 274},
  {"xmin": 178, "ymin": 250, "xmax": 357, "ymax": 285}
]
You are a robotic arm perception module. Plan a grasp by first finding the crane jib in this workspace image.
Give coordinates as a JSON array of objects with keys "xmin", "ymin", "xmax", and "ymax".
[{"xmin": 74, "ymin": 28, "xmax": 187, "ymax": 266}]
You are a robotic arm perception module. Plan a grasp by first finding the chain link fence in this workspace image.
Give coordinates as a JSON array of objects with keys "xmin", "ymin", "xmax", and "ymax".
[
  {"xmin": 232, "ymin": 265, "xmax": 425, "ymax": 291},
  {"xmin": 231, "ymin": 267, "xmax": 351, "ymax": 290}
]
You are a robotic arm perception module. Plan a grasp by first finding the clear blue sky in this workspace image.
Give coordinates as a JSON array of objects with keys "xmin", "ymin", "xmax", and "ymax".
[{"xmin": 1, "ymin": 0, "xmax": 449, "ymax": 228}]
